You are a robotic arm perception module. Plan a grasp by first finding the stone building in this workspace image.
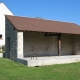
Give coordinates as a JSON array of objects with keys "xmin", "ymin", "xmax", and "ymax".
[
  {"xmin": 0, "ymin": 2, "xmax": 13, "ymax": 48},
  {"xmin": 5, "ymin": 15, "xmax": 80, "ymax": 66}
]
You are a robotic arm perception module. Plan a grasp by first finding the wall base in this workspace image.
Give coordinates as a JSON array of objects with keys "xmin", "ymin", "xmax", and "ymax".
[{"xmin": 17, "ymin": 55, "xmax": 80, "ymax": 67}]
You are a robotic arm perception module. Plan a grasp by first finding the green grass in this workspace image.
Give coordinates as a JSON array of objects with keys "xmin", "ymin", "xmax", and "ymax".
[{"xmin": 0, "ymin": 58, "xmax": 80, "ymax": 80}]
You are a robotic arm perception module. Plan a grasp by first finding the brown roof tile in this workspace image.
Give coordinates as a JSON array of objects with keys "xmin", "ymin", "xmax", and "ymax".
[{"xmin": 5, "ymin": 15, "xmax": 80, "ymax": 35}]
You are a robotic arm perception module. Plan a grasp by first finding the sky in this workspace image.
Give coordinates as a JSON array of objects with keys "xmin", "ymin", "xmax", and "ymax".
[{"xmin": 1, "ymin": 0, "xmax": 80, "ymax": 25}]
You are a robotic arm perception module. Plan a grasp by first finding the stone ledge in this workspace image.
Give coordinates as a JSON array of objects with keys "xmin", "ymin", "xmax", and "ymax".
[{"xmin": 17, "ymin": 55, "xmax": 80, "ymax": 67}]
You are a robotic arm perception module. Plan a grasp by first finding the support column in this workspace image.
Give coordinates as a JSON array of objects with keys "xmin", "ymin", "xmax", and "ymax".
[
  {"xmin": 58, "ymin": 34, "xmax": 61, "ymax": 56},
  {"xmin": 17, "ymin": 32, "xmax": 23, "ymax": 58}
]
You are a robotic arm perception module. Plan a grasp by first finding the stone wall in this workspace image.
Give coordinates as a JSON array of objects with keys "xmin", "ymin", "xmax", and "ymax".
[{"xmin": 5, "ymin": 18, "xmax": 17, "ymax": 61}]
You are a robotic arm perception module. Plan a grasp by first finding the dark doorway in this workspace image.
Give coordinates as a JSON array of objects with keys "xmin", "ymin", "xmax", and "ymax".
[{"xmin": 7, "ymin": 37, "xmax": 10, "ymax": 58}]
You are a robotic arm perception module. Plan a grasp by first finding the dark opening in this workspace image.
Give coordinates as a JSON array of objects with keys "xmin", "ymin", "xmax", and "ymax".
[
  {"xmin": 0, "ymin": 35, "xmax": 2, "ymax": 39},
  {"xmin": 7, "ymin": 37, "xmax": 10, "ymax": 58},
  {"xmin": 35, "ymin": 66, "xmax": 39, "ymax": 67}
]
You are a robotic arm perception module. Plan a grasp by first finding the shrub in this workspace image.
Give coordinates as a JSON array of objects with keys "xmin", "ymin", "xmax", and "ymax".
[{"xmin": 2, "ymin": 45, "xmax": 5, "ymax": 51}]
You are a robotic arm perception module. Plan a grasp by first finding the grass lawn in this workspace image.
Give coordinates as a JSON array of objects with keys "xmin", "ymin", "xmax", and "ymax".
[{"xmin": 0, "ymin": 58, "xmax": 80, "ymax": 80}]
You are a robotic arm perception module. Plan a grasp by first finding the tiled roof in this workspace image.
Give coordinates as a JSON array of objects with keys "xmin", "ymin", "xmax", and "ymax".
[{"xmin": 5, "ymin": 15, "xmax": 80, "ymax": 35}]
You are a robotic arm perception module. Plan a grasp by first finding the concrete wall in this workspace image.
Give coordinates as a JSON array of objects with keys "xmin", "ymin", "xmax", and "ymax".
[
  {"xmin": 5, "ymin": 18, "xmax": 17, "ymax": 61},
  {"xmin": 61, "ymin": 34, "xmax": 74, "ymax": 55},
  {"xmin": 23, "ymin": 32, "xmax": 77, "ymax": 57},
  {"xmin": 0, "ymin": 3, "xmax": 13, "ymax": 46},
  {"xmin": 23, "ymin": 32, "xmax": 58, "ymax": 57},
  {"xmin": 74, "ymin": 35, "xmax": 80, "ymax": 55}
]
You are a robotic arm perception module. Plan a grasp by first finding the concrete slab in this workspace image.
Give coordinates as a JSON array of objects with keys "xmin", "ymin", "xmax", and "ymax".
[{"xmin": 17, "ymin": 55, "xmax": 80, "ymax": 67}]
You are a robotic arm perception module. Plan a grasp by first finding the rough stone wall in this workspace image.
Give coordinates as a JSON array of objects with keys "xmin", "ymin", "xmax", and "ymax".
[{"xmin": 5, "ymin": 18, "xmax": 17, "ymax": 61}]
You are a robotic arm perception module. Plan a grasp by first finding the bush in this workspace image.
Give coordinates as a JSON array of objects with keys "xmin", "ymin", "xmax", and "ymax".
[{"xmin": 2, "ymin": 45, "xmax": 5, "ymax": 51}]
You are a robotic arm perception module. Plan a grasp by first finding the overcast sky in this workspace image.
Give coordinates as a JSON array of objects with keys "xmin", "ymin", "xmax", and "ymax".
[{"xmin": 2, "ymin": 0, "xmax": 80, "ymax": 25}]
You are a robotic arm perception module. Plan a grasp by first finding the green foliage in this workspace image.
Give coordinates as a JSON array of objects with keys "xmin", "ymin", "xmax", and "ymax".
[
  {"xmin": 2, "ymin": 45, "xmax": 5, "ymax": 51},
  {"xmin": 0, "ymin": 58, "xmax": 80, "ymax": 80}
]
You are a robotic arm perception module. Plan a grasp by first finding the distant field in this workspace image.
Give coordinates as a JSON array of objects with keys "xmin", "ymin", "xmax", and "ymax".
[{"xmin": 0, "ymin": 58, "xmax": 80, "ymax": 80}]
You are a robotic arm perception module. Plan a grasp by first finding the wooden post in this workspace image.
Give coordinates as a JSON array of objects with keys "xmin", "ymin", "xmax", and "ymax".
[
  {"xmin": 44, "ymin": 33, "xmax": 62, "ymax": 56},
  {"xmin": 58, "ymin": 34, "xmax": 61, "ymax": 56}
]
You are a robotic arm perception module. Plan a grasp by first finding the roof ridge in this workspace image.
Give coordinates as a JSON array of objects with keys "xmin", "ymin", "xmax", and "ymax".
[
  {"xmin": 6, "ymin": 15, "xmax": 75, "ymax": 24},
  {"xmin": 46, "ymin": 19, "xmax": 75, "ymax": 24}
]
